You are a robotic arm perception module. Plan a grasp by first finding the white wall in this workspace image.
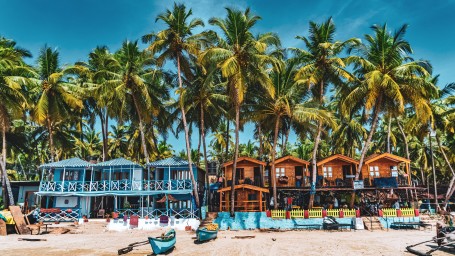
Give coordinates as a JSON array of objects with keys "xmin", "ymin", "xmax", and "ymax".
[{"xmin": 55, "ymin": 196, "xmax": 78, "ymax": 208}]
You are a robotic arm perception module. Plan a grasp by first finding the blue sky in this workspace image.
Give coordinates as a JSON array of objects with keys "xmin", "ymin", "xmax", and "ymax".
[{"xmin": 1, "ymin": 0, "xmax": 455, "ymax": 152}]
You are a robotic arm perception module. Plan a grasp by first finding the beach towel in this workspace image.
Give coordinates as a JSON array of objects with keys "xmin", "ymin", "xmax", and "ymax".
[{"xmin": 0, "ymin": 210, "xmax": 15, "ymax": 225}]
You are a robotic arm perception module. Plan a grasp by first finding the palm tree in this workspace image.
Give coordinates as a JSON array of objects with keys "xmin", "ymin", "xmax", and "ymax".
[
  {"xmin": 292, "ymin": 18, "xmax": 359, "ymax": 208},
  {"xmin": 201, "ymin": 7, "xmax": 280, "ymax": 215},
  {"xmin": 342, "ymin": 24, "xmax": 436, "ymax": 194},
  {"xmin": 101, "ymin": 41, "xmax": 160, "ymax": 164},
  {"xmin": 252, "ymin": 58, "xmax": 336, "ymax": 209},
  {"xmin": 33, "ymin": 45, "xmax": 84, "ymax": 162},
  {"xmin": 0, "ymin": 37, "xmax": 33, "ymax": 206},
  {"xmin": 143, "ymin": 3, "xmax": 208, "ymax": 207}
]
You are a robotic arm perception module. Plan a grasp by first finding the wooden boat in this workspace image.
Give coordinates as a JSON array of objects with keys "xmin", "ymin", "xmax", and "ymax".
[
  {"xmin": 148, "ymin": 229, "xmax": 176, "ymax": 254},
  {"xmin": 196, "ymin": 227, "xmax": 218, "ymax": 242}
]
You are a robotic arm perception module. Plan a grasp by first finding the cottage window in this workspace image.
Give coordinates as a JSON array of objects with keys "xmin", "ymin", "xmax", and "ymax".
[
  {"xmin": 370, "ymin": 166, "xmax": 380, "ymax": 177},
  {"xmin": 236, "ymin": 168, "xmax": 245, "ymax": 180},
  {"xmin": 275, "ymin": 167, "xmax": 285, "ymax": 177},
  {"xmin": 323, "ymin": 167, "xmax": 332, "ymax": 178}
]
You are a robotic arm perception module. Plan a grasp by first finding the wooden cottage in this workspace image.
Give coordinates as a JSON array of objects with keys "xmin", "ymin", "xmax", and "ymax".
[
  {"xmin": 274, "ymin": 156, "xmax": 310, "ymax": 188},
  {"xmin": 218, "ymin": 184, "xmax": 269, "ymax": 212},
  {"xmin": 222, "ymin": 157, "xmax": 266, "ymax": 187},
  {"xmin": 317, "ymin": 154, "xmax": 359, "ymax": 187},
  {"xmin": 362, "ymin": 153, "xmax": 411, "ymax": 187}
]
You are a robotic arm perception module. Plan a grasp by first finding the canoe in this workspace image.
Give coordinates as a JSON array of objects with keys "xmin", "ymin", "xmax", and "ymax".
[
  {"xmin": 148, "ymin": 229, "xmax": 176, "ymax": 254},
  {"xmin": 196, "ymin": 227, "xmax": 218, "ymax": 242}
]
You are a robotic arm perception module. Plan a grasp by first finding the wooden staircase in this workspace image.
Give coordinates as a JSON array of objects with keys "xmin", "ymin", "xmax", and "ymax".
[
  {"xmin": 200, "ymin": 212, "xmax": 218, "ymax": 227},
  {"xmin": 362, "ymin": 217, "xmax": 383, "ymax": 231}
]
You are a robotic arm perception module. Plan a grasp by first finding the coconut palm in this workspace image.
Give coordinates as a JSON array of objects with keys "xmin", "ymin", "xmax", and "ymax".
[
  {"xmin": 100, "ymin": 40, "xmax": 161, "ymax": 164},
  {"xmin": 292, "ymin": 18, "xmax": 359, "ymax": 208},
  {"xmin": 201, "ymin": 7, "xmax": 280, "ymax": 215},
  {"xmin": 0, "ymin": 37, "xmax": 33, "ymax": 206},
  {"xmin": 143, "ymin": 3, "xmax": 209, "ymax": 207},
  {"xmin": 32, "ymin": 45, "xmax": 84, "ymax": 162},
  {"xmin": 342, "ymin": 24, "xmax": 436, "ymax": 188},
  {"xmin": 252, "ymin": 58, "xmax": 336, "ymax": 209}
]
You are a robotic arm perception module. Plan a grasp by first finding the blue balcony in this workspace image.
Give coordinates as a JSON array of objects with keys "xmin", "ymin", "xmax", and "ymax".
[{"xmin": 38, "ymin": 179, "xmax": 193, "ymax": 195}]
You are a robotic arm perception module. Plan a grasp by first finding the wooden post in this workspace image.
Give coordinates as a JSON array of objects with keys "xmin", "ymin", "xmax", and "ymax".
[
  {"xmin": 259, "ymin": 191, "xmax": 263, "ymax": 212},
  {"xmin": 219, "ymin": 192, "xmax": 222, "ymax": 212},
  {"xmin": 367, "ymin": 164, "xmax": 371, "ymax": 186},
  {"xmin": 406, "ymin": 163, "xmax": 411, "ymax": 186},
  {"xmin": 61, "ymin": 167, "xmax": 66, "ymax": 192}
]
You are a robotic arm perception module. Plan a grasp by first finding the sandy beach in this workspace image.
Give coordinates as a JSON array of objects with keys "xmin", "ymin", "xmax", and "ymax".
[{"xmin": 0, "ymin": 221, "xmax": 453, "ymax": 256}]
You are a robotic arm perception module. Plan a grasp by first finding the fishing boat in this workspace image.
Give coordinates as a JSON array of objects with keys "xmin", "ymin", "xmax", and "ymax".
[
  {"xmin": 196, "ymin": 227, "xmax": 219, "ymax": 242},
  {"xmin": 148, "ymin": 229, "xmax": 176, "ymax": 254}
]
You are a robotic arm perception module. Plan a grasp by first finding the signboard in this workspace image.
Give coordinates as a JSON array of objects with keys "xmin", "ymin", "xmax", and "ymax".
[
  {"xmin": 353, "ymin": 180, "xmax": 364, "ymax": 190},
  {"xmin": 345, "ymin": 175, "xmax": 356, "ymax": 178}
]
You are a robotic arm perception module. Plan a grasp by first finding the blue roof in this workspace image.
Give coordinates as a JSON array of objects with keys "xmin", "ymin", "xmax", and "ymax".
[
  {"xmin": 147, "ymin": 156, "xmax": 191, "ymax": 167},
  {"xmin": 40, "ymin": 157, "xmax": 91, "ymax": 168},
  {"xmin": 95, "ymin": 157, "xmax": 142, "ymax": 167}
]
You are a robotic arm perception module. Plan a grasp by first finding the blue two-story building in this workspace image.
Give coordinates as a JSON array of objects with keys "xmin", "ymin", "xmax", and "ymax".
[{"xmin": 37, "ymin": 156, "xmax": 204, "ymax": 221}]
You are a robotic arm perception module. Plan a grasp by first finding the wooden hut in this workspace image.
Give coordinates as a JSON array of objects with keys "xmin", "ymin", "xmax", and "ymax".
[
  {"xmin": 222, "ymin": 157, "xmax": 266, "ymax": 187},
  {"xmin": 217, "ymin": 184, "xmax": 269, "ymax": 212},
  {"xmin": 274, "ymin": 156, "xmax": 310, "ymax": 187},
  {"xmin": 316, "ymin": 154, "xmax": 359, "ymax": 187},
  {"xmin": 362, "ymin": 153, "xmax": 411, "ymax": 187}
]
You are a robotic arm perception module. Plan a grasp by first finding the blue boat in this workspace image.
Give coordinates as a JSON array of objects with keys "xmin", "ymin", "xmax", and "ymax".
[
  {"xmin": 148, "ymin": 229, "xmax": 176, "ymax": 254},
  {"xmin": 196, "ymin": 227, "xmax": 218, "ymax": 242}
]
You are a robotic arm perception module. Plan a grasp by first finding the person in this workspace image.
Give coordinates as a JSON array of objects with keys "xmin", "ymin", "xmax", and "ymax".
[
  {"xmin": 333, "ymin": 197, "xmax": 339, "ymax": 209},
  {"xmin": 218, "ymin": 176, "xmax": 224, "ymax": 187},
  {"xmin": 393, "ymin": 200, "xmax": 400, "ymax": 209}
]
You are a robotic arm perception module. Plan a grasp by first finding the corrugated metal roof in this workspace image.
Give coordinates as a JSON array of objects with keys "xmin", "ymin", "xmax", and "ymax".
[
  {"xmin": 147, "ymin": 156, "xmax": 190, "ymax": 167},
  {"xmin": 39, "ymin": 157, "xmax": 91, "ymax": 168},
  {"xmin": 95, "ymin": 157, "xmax": 142, "ymax": 167}
]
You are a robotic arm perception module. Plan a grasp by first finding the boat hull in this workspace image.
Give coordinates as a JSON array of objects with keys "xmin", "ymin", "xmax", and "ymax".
[
  {"xmin": 148, "ymin": 229, "xmax": 176, "ymax": 254},
  {"xmin": 196, "ymin": 227, "xmax": 218, "ymax": 242}
]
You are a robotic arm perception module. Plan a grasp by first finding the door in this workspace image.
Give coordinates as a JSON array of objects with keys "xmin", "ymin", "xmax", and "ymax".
[{"xmin": 253, "ymin": 167, "xmax": 261, "ymax": 186}]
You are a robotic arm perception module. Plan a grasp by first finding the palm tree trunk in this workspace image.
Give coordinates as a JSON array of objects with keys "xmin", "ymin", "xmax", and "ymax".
[
  {"xmin": 396, "ymin": 118, "xmax": 409, "ymax": 159},
  {"xmin": 309, "ymin": 121, "xmax": 323, "ymax": 208},
  {"xmin": 283, "ymin": 119, "xmax": 291, "ymax": 156},
  {"xmin": 150, "ymin": 119, "xmax": 159, "ymax": 158},
  {"xmin": 309, "ymin": 80, "xmax": 325, "ymax": 209},
  {"xmin": 47, "ymin": 118, "xmax": 55, "ymax": 162},
  {"xmin": 225, "ymin": 118, "xmax": 230, "ymax": 158},
  {"xmin": 100, "ymin": 110, "xmax": 108, "ymax": 161},
  {"xmin": 428, "ymin": 132, "xmax": 440, "ymax": 211},
  {"xmin": 387, "ymin": 115, "xmax": 391, "ymax": 153},
  {"xmin": 350, "ymin": 101, "xmax": 382, "ymax": 208},
  {"xmin": 197, "ymin": 125, "xmax": 202, "ymax": 166},
  {"xmin": 434, "ymin": 134, "xmax": 454, "ymax": 210},
  {"xmin": 230, "ymin": 102, "xmax": 240, "ymax": 216},
  {"xmin": 177, "ymin": 54, "xmax": 200, "ymax": 207},
  {"xmin": 130, "ymin": 92, "xmax": 150, "ymax": 165},
  {"xmin": 271, "ymin": 116, "xmax": 280, "ymax": 209},
  {"xmin": 2, "ymin": 125, "xmax": 15, "ymax": 206},
  {"xmin": 258, "ymin": 124, "xmax": 263, "ymax": 158},
  {"xmin": 201, "ymin": 106, "xmax": 210, "ymax": 211}
]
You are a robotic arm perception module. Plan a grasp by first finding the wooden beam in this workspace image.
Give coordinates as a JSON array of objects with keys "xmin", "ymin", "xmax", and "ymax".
[
  {"xmin": 259, "ymin": 191, "xmax": 263, "ymax": 212},
  {"xmin": 406, "ymin": 163, "xmax": 411, "ymax": 186}
]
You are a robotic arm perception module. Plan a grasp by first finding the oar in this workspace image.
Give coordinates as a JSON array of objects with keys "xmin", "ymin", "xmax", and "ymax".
[{"xmin": 117, "ymin": 240, "xmax": 148, "ymax": 255}]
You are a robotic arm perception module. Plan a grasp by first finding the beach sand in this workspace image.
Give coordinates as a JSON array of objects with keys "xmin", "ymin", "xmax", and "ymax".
[{"xmin": 0, "ymin": 221, "xmax": 453, "ymax": 256}]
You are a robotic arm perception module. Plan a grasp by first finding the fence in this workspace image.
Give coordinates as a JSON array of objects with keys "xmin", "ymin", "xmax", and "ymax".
[
  {"xmin": 290, "ymin": 209, "xmax": 305, "ymax": 218},
  {"xmin": 343, "ymin": 209, "xmax": 356, "ymax": 217},
  {"xmin": 38, "ymin": 208, "xmax": 80, "ymax": 222},
  {"xmin": 308, "ymin": 209, "xmax": 322, "ymax": 218},
  {"xmin": 326, "ymin": 209, "xmax": 340, "ymax": 217},
  {"xmin": 400, "ymin": 208, "xmax": 415, "ymax": 217},
  {"xmin": 271, "ymin": 209, "xmax": 286, "ymax": 219},
  {"xmin": 382, "ymin": 208, "xmax": 397, "ymax": 217}
]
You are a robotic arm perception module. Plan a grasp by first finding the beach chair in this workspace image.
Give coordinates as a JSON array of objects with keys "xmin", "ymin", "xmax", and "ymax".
[
  {"xmin": 97, "ymin": 209, "xmax": 105, "ymax": 218},
  {"xmin": 160, "ymin": 215, "xmax": 169, "ymax": 226}
]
